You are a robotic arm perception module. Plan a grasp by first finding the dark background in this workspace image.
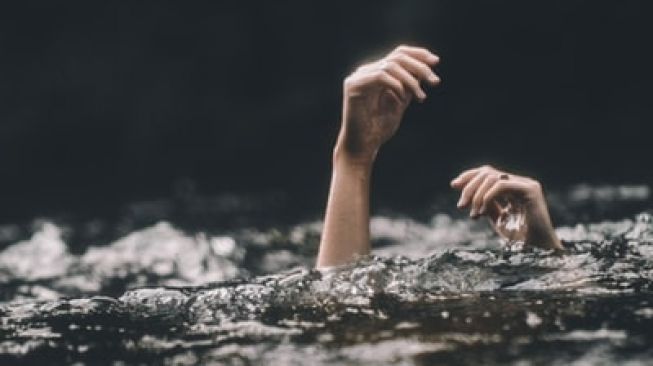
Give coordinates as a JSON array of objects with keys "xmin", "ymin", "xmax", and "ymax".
[{"xmin": 1, "ymin": 0, "xmax": 652, "ymax": 222}]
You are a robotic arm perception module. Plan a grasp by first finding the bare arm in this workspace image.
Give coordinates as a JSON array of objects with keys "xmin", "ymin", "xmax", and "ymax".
[
  {"xmin": 316, "ymin": 153, "xmax": 373, "ymax": 267},
  {"xmin": 316, "ymin": 45, "xmax": 440, "ymax": 268}
]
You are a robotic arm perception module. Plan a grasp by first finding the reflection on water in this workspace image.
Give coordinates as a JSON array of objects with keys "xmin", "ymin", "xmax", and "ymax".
[{"xmin": 1, "ymin": 185, "xmax": 652, "ymax": 365}]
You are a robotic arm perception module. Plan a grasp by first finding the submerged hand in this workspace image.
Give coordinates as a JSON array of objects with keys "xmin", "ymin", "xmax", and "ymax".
[
  {"xmin": 451, "ymin": 166, "xmax": 563, "ymax": 251},
  {"xmin": 335, "ymin": 45, "xmax": 440, "ymax": 166}
]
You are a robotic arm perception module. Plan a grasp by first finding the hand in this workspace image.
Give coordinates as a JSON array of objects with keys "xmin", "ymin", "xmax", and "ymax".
[
  {"xmin": 451, "ymin": 165, "xmax": 563, "ymax": 251},
  {"xmin": 334, "ymin": 45, "xmax": 440, "ymax": 167}
]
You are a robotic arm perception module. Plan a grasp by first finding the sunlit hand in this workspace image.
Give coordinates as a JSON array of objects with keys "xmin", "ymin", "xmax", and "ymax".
[
  {"xmin": 334, "ymin": 45, "xmax": 440, "ymax": 166},
  {"xmin": 451, "ymin": 166, "xmax": 563, "ymax": 251}
]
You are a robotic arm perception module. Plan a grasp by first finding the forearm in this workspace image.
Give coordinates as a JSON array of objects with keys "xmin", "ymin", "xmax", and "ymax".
[
  {"xmin": 315, "ymin": 46, "xmax": 439, "ymax": 268},
  {"xmin": 316, "ymin": 149, "xmax": 373, "ymax": 268}
]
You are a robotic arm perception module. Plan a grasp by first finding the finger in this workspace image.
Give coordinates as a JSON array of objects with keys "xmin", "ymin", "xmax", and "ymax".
[
  {"xmin": 457, "ymin": 170, "xmax": 489, "ymax": 209},
  {"xmin": 394, "ymin": 45, "xmax": 440, "ymax": 65},
  {"xmin": 389, "ymin": 53, "xmax": 440, "ymax": 85},
  {"xmin": 472, "ymin": 174, "xmax": 500, "ymax": 216},
  {"xmin": 363, "ymin": 70, "xmax": 406, "ymax": 101},
  {"xmin": 382, "ymin": 61, "xmax": 425, "ymax": 101},
  {"xmin": 486, "ymin": 200, "xmax": 503, "ymax": 222},
  {"xmin": 451, "ymin": 168, "xmax": 481, "ymax": 189},
  {"xmin": 481, "ymin": 180, "xmax": 531, "ymax": 212}
]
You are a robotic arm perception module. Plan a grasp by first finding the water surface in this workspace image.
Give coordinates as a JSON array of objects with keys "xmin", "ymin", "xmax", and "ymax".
[{"xmin": 1, "ymin": 184, "xmax": 652, "ymax": 365}]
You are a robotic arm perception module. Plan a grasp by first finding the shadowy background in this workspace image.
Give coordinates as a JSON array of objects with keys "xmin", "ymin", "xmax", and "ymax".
[{"xmin": 1, "ymin": 0, "xmax": 652, "ymax": 222}]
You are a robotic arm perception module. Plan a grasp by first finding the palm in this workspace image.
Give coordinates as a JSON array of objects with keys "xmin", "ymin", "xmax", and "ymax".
[{"xmin": 487, "ymin": 197, "xmax": 528, "ymax": 244}]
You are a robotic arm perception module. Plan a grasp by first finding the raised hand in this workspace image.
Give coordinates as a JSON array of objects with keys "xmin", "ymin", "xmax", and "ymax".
[
  {"xmin": 317, "ymin": 45, "xmax": 441, "ymax": 268},
  {"xmin": 335, "ymin": 45, "xmax": 440, "ymax": 166},
  {"xmin": 451, "ymin": 165, "xmax": 563, "ymax": 251}
]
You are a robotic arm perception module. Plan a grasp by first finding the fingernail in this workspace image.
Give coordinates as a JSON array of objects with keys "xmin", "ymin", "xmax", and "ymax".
[
  {"xmin": 457, "ymin": 198, "xmax": 464, "ymax": 207},
  {"xmin": 430, "ymin": 55, "xmax": 440, "ymax": 63},
  {"xmin": 429, "ymin": 75, "xmax": 439, "ymax": 84},
  {"xmin": 479, "ymin": 207, "xmax": 485, "ymax": 214}
]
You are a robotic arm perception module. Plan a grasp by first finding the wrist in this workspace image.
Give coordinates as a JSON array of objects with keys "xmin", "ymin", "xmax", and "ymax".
[
  {"xmin": 525, "ymin": 205, "xmax": 564, "ymax": 251},
  {"xmin": 526, "ymin": 226, "xmax": 563, "ymax": 251},
  {"xmin": 332, "ymin": 140, "xmax": 377, "ymax": 172}
]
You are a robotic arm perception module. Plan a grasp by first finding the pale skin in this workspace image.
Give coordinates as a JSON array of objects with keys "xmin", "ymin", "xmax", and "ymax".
[
  {"xmin": 451, "ymin": 166, "xmax": 564, "ymax": 251},
  {"xmin": 316, "ymin": 45, "xmax": 562, "ymax": 268},
  {"xmin": 316, "ymin": 45, "xmax": 440, "ymax": 268}
]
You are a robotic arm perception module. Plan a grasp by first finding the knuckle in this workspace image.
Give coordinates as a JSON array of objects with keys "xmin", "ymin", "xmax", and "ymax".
[
  {"xmin": 391, "ymin": 53, "xmax": 408, "ymax": 63},
  {"xmin": 381, "ymin": 60, "xmax": 397, "ymax": 71},
  {"xmin": 343, "ymin": 75, "xmax": 358, "ymax": 88},
  {"xmin": 371, "ymin": 71, "xmax": 389, "ymax": 84},
  {"xmin": 395, "ymin": 44, "xmax": 409, "ymax": 53},
  {"xmin": 529, "ymin": 180, "xmax": 543, "ymax": 192},
  {"xmin": 355, "ymin": 63, "xmax": 369, "ymax": 73},
  {"xmin": 343, "ymin": 76, "xmax": 354, "ymax": 88}
]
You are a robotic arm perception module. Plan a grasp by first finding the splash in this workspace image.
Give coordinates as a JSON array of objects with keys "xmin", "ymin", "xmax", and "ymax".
[{"xmin": 1, "ymin": 186, "xmax": 652, "ymax": 365}]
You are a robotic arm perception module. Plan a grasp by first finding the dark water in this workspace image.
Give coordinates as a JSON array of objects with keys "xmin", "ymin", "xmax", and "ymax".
[{"xmin": 1, "ymin": 184, "xmax": 653, "ymax": 365}]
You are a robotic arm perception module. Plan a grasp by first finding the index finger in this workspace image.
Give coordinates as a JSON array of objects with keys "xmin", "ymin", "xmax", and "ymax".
[
  {"xmin": 450, "ymin": 168, "xmax": 480, "ymax": 189},
  {"xmin": 393, "ymin": 45, "xmax": 440, "ymax": 65}
]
